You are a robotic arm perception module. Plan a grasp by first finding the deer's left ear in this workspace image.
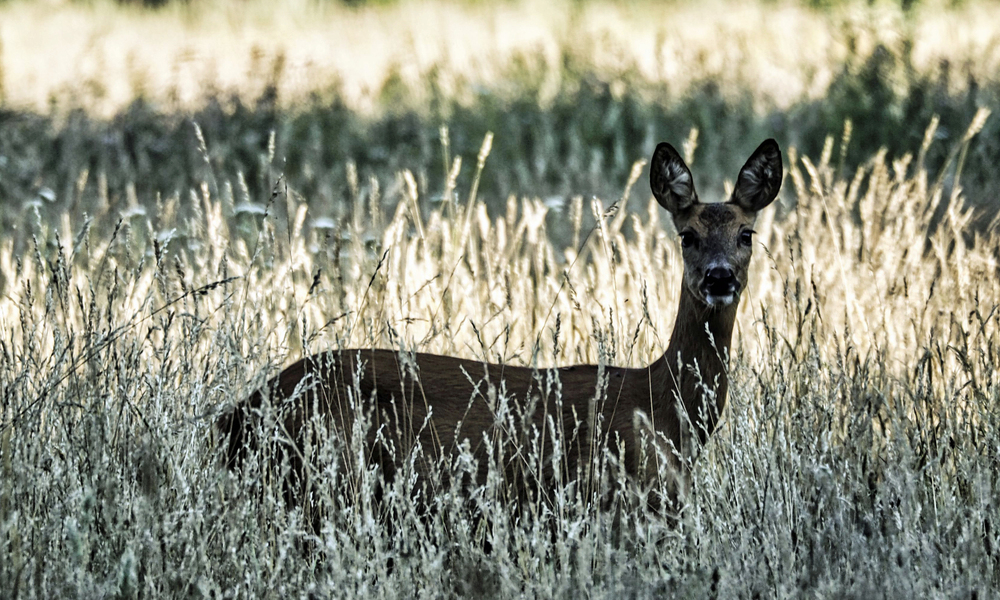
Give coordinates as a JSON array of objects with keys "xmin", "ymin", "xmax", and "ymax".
[{"xmin": 731, "ymin": 139, "xmax": 782, "ymax": 213}]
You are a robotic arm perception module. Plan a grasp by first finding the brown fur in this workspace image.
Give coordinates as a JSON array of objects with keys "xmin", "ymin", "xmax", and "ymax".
[{"xmin": 218, "ymin": 139, "xmax": 783, "ymax": 510}]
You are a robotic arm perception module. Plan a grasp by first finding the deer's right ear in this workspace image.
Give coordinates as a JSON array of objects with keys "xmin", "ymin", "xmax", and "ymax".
[{"xmin": 650, "ymin": 142, "xmax": 698, "ymax": 216}]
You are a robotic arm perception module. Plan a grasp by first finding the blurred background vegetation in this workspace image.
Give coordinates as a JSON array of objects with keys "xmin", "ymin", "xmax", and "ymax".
[{"xmin": 1, "ymin": 0, "xmax": 997, "ymax": 252}]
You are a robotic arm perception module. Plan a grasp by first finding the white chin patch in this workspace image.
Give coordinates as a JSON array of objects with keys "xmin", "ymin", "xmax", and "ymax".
[{"xmin": 705, "ymin": 294, "xmax": 736, "ymax": 307}]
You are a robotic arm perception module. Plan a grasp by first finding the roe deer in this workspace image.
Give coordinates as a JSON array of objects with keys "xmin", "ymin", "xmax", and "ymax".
[{"xmin": 218, "ymin": 139, "xmax": 782, "ymax": 512}]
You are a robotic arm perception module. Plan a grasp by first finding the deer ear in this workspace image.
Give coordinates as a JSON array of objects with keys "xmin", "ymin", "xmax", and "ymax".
[
  {"xmin": 731, "ymin": 139, "xmax": 782, "ymax": 213},
  {"xmin": 650, "ymin": 142, "xmax": 698, "ymax": 216}
]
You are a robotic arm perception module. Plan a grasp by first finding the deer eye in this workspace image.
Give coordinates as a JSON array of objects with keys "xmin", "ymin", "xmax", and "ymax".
[
  {"xmin": 679, "ymin": 231, "xmax": 698, "ymax": 249},
  {"xmin": 740, "ymin": 230, "xmax": 754, "ymax": 247}
]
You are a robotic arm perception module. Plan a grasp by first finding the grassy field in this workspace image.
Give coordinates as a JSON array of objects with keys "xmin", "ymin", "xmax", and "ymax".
[{"xmin": 1, "ymin": 0, "xmax": 999, "ymax": 597}]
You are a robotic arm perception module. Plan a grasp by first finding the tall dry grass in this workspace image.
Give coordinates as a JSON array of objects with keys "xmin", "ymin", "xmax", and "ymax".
[
  {"xmin": 6, "ymin": 0, "xmax": 1000, "ymax": 248},
  {"xmin": 0, "ymin": 109, "xmax": 997, "ymax": 595}
]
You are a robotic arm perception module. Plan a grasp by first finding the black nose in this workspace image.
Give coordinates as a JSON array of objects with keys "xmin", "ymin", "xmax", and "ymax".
[{"xmin": 704, "ymin": 267, "xmax": 737, "ymax": 295}]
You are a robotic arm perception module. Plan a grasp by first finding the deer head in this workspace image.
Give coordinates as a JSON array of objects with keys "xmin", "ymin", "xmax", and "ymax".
[{"xmin": 650, "ymin": 139, "xmax": 782, "ymax": 308}]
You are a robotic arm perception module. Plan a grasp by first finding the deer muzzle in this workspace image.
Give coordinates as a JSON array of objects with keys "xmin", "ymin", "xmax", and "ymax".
[{"xmin": 702, "ymin": 266, "xmax": 740, "ymax": 306}]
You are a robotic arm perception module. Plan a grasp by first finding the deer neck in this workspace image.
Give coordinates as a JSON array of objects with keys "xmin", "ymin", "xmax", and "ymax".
[{"xmin": 652, "ymin": 285, "xmax": 738, "ymax": 443}]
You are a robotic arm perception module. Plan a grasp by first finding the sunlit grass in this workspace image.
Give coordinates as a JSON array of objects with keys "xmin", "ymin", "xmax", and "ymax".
[
  {"xmin": 2, "ymin": 0, "xmax": 1000, "ymax": 117},
  {"xmin": 0, "ymin": 111, "xmax": 997, "ymax": 594}
]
